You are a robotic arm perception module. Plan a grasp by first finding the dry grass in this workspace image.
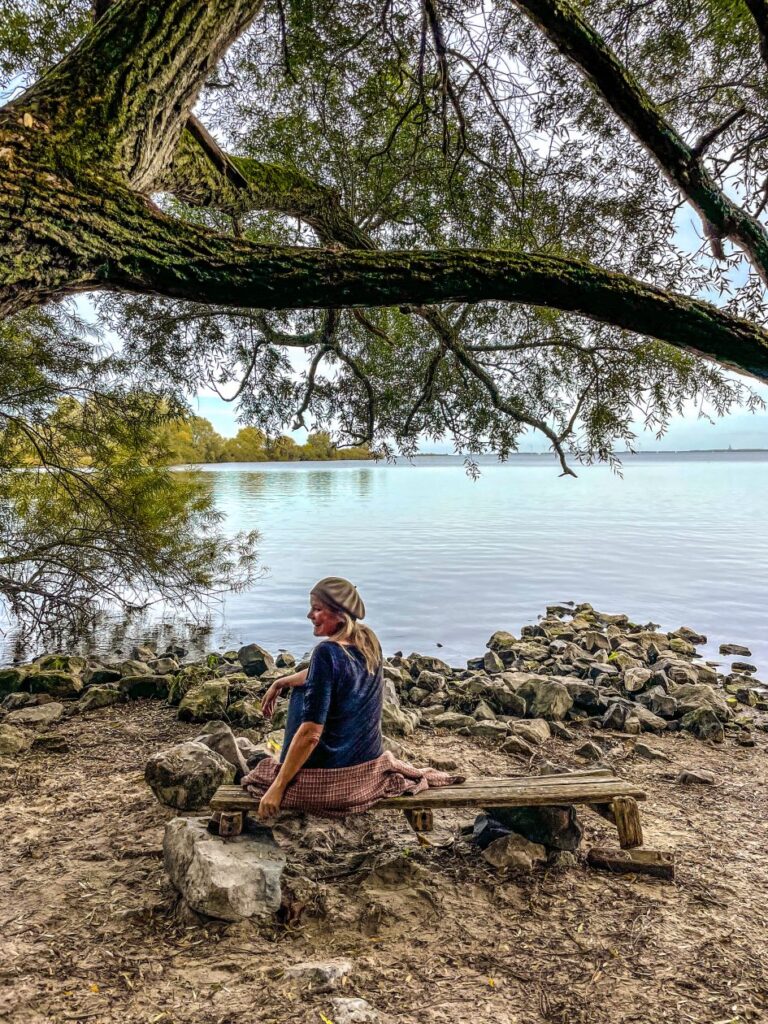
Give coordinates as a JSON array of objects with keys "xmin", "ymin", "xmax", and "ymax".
[{"xmin": 1, "ymin": 701, "xmax": 767, "ymax": 1024}]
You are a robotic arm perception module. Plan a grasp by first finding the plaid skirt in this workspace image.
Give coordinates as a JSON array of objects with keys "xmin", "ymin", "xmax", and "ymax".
[{"xmin": 241, "ymin": 750, "xmax": 464, "ymax": 819}]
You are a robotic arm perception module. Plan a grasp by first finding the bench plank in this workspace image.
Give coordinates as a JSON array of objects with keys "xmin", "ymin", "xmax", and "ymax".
[{"xmin": 210, "ymin": 774, "xmax": 646, "ymax": 813}]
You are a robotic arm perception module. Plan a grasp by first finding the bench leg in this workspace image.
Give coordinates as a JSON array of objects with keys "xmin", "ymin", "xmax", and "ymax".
[
  {"xmin": 612, "ymin": 796, "xmax": 643, "ymax": 849},
  {"xmin": 404, "ymin": 808, "xmax": 434, "ymax": 833},
  {"xmin": 208, "ymin": 810, "xmax": 244, "ymax": 837}
]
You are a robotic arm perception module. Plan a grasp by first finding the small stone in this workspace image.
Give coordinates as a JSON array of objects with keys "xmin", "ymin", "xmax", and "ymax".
[
  {"xmin": 719, "ymin": 643, "xmax": 751, "ymax": 657},
  {"xmin": 500, "ymin": 735, "xmax": 535, "ymax": 757},
  {"xmin": 0, "ymin": 723, "xmax": 32, "ymax": 755},
  {"xmin": 2, "ymin": 692, "xmax": 53, "ymax": 711},
  {"xmin": 6, "ymin": 702, "xmax": 65, "ymax": 727},
  {"xmin": 428, "ymin": 754, "xmax": 459, "ymax": 771},
  {"xmin": 275, "ymin": 651, "xmax": 296, "ymax": 669},
  {"xmin": 547, "ymin": 850, "xmax": 579, "ymax": 871},
  {"xmin": 548, "ymin": 721, "xmax": 574, "ymax": 741},
  {"xmin": 469, "ymin": 720, "xmax": 509, "ymax": 740},
  {"xmin": 329, "ymin": 997, "xmax": 383, "ymax": 1024},
  {"xmin": 731, "ymin": 662, "xmax": 757, "ymax": 674},
  {"xmin": 227, "ymin": 698, "xmax": 264, "ymax": 727},
  {"xmin": 601, "ymin": 703, "xmax": 628, "ymax": 731},
  {"xmin": 131, "ymin": 644, "xmax": 156, "ymax": 662},
  {"xmin": 430, "ymin": 711, "xmax": 476, "ymax": 731},
  {"xmin": 676, "ymin": 768, "xmax": 716, "ymax": 785},
  {"xmin": 575, "ymin": 740, "xmax": 603, "ymax": 762},
  {"xmin": 482, "ymin": 832, "xmax": 547, "ymax": 871},
  {"xmin": 148, "ymin": 657, "xmax": 179, "ymax": 675},
  {"xmin": 623, "ymin": 714, "xmax": 642, "ymax": 735},
  {"xmin": 490, "ymin": 804, "xmax": 583, "ymax": 851},
  {"xmin": 736, "ymin": 732, "xmax": 756, "ymax": 747},
  {"xmin": 634, "ymin": 741, "xmax": 671, "ymax": 762},
  {"xmin": 415, "ymin": 669, "xmax": 445, "ymax": 692},
  {"xmin": 284, "ymin": 959, "xmax": 353, "ymax": 993}
]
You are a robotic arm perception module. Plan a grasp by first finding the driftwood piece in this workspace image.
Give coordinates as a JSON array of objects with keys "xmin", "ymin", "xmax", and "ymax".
[
  {"xmin": 587, "ymin": 846, "xmax": 676, "ymax": 881},
  {"xmin": 612, "ymin": 795, "xmax": 644, "ymax": 849}
]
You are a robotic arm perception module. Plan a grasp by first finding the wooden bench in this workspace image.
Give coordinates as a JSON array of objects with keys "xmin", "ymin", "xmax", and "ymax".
[{"xmin": 209, "ymin": 767, "xmax": 648, "ymax": 851}]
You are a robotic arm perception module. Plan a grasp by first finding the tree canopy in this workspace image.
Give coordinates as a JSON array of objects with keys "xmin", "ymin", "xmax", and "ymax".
[{"xmin": 2, "ymin": 0, "xmax": 768, "ymax": 635}]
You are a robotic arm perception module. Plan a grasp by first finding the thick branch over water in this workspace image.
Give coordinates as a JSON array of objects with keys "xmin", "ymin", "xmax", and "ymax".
[{"xmin": 513, "ymin": 0, "xmax": 768, "ymax": 281}]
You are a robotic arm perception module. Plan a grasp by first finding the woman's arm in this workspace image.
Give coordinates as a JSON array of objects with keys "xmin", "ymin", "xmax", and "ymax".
[
  {"xmin": 257, "ymin": 721, "xmax": 323, "ymax": 818},
  {"xmin": 261, "ymin": 667, "xmax": 308, "ymax": 718}
]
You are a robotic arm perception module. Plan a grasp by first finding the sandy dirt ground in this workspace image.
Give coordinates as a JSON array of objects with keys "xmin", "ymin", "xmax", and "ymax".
[{"xmin": 1, "ymin": 701, "xmax": 767, "ymax": 1024}]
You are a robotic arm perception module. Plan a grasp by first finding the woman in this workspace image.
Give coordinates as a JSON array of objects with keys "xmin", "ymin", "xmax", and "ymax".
[{"xmin": 241, "ymin": 577, "xmax": 462, "ymax": 819}]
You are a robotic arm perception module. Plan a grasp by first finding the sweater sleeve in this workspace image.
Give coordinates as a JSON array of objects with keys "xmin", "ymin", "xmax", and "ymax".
[{"xmin": 301, "ymin": 642, "xmax": 336, "ymax": 725}]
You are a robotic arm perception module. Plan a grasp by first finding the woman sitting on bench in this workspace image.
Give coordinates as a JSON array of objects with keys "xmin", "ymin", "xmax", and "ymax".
[{"xmin": 241, "ymin": 577, "xmax": 461, "ymax": 819}]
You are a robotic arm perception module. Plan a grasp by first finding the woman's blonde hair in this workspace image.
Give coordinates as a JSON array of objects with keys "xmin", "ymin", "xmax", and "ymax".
[{"xmin": 327, "ymin": 610, "xmax": 382, "ymax": 675}]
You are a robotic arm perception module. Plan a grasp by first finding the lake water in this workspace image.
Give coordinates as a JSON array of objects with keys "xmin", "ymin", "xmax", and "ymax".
[{"xmin": 3, "ymin": 452, "xmax": 768, "ymax": 676}]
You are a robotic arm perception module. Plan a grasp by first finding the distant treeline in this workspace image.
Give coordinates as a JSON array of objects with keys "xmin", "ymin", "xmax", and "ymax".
[{"xmin": 162, "ymin": 417, "xmax": 372, "ymax": 464}]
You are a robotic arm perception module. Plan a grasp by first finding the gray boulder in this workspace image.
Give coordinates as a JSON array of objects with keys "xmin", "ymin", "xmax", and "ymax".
[
  {"xmin": 381, "ymin": 701, "xmax": 419, "ymax": 736},
  {"xmin": 177, "ymin": 680, "xmax": 230, "ymax": 722},
  {"xmin": 517, "ymin": 677, "xmax": 573, "ymax": 720},
  {"xmin": 148, "ymin": 657, "xmax": 179, "ymax": 675},
  {"xmin": 145, "ymin": 740, "xmax": 235, "ymax": 810},
  {"xmin": 237, "ymin": 643, "xmax": 276, "ymax": 677},
  {"xmin": 672, "ymin": 683, "xmax": 730, "ymax": 719},
  {"xmin": 719, "ymin": 643, "xmax": 751, "ymax": 657},
  {"xmin": 0, "ymin": 723, "xmax": 32, "ymax": 755},
  {"xmin": 194, "ymin": 721, "xmax": 249, "ymax": 778},
  {"xmin": 430, "ymin": 711, "xmax": 475, "ymax": 731},
  {"xmin": 482, "ymin": 650, "xmax": 505, "ymax": 674},
  {"xmin": 0, "ymin": 667, "xmax": 27, "ymax": 697},
  {"xmin": 623, "ymin": 667, "xmax": 652, "ymax": 693},
  {"xmin": 119, "ymin": 673, "xmax": 170, "ymax": 700},
  {"xmin": 500, "ymin": 735, "xmax": 535, "ymax": 757},
  {"xmin": 509, "ymin": 719, "xmax": 550, "ymax": 746},
  {"xmin": 26, "ymin": 671, "xmax": 82, "ymax": 698},
  {"xmin": 78, "ymin": 685, "xmax": 122, "ymax": 712},
  {"xmin": 163, "ymin": 817, "xmax": 285, "ymax": 920},
  {"xmin": 681, "ymin": 707, "xmax": 725, "ymax": 743},
  {"xmin": 119, "ymin": 659, "xmax": 152, "ymax": 677},
  {"xmin": 6, "ymin": 702, "xmax": 65, "ymax": 727}
]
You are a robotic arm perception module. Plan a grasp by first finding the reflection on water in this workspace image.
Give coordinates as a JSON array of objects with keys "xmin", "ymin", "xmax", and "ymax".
[{"xmin": 3, "ymin": 453, "xmax": 768, "ymax": 675}]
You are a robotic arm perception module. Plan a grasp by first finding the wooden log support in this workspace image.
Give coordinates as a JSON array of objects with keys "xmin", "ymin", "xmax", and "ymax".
[
  {"xmin": 218, "ymin": 811, "xmax": 244, "ymax": 837},
  {"xmin": 612, "ymin": 795, "xmax": 643, "ymax": 849},
  {"xmin": 404, "ymin": 808, "xmax": 434, "ymax": 833},
  {"xmin": 587, "ymin": 847, "xmax": 676, "ymax": 881}
]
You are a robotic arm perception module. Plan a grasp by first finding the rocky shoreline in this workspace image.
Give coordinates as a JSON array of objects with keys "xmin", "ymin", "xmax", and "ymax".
[{"xmin": 1, "ymin": 601, "xmax": 764, "ymax": 765}]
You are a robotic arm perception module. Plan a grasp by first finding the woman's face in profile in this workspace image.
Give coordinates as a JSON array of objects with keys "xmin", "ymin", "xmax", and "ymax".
[{"xmin": 308, "ymin": 598, "xmax": 342, "ymax": 637}]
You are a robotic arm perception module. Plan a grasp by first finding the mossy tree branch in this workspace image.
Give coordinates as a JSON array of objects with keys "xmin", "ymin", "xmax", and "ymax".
[{"xmin": 512, "ymin": 0, "xmax": 768, "ymax": 281}]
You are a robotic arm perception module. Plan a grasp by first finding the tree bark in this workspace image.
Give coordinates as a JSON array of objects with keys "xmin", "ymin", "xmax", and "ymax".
[{"xmin": 2, "ymin": 0, "xmax": 768, "ymax": 384}]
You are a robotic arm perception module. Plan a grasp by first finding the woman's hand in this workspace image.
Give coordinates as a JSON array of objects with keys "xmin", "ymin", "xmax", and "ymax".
[
  {"xmin": 258, "ymin": 780, "xmax": 286, "ymax": 819},
  {"xmin": 261, "ymin": 680, "xmax": 284, "ymax": 719}
]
